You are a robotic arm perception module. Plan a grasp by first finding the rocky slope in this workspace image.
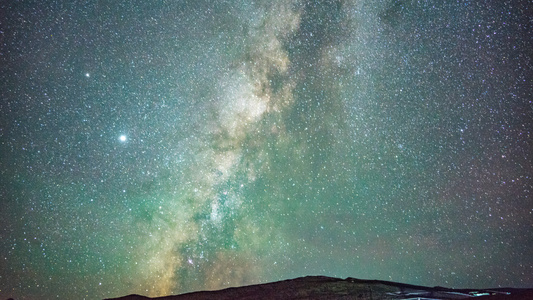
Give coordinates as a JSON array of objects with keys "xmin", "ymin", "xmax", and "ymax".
[{"xmin": 105, "ymin": 276, "xmax": 533, "ymax": 300}]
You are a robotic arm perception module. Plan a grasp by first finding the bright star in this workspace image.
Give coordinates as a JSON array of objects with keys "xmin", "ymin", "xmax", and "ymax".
[{"xmin": 119, "ymin": 135, "xmax": 127, "ymax": 142}]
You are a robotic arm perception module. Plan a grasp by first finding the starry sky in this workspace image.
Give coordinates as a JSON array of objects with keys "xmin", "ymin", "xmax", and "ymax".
[{"xmin": 1, "ymin": 0, "xmax": 532, "ymax": 299}]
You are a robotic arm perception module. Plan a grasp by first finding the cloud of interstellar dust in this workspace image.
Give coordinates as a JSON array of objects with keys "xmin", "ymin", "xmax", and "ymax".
[{"xmin": 133, "ymin": 0, "xmax": 302, "ymax": 296}]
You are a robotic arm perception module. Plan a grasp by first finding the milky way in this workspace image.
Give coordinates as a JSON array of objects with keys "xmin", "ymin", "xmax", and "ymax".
[{"xmin": 1, "ymin": 1, "xmax": 532, "ymax": 299}]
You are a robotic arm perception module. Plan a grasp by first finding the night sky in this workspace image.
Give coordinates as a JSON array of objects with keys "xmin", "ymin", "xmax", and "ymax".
[{"xmin": 1, "ymin": 1, "xmax": 532, "ymax": 299}]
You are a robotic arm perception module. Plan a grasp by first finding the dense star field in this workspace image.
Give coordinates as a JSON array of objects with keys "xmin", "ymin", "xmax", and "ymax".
[{"xmin": 1, "ymin": 1, "xmax": 531, "ymax": 299}]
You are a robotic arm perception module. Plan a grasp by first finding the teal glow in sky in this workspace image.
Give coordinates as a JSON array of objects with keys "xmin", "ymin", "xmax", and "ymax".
[{"xmin": 1, "ymin": 1, "xmax": 531, "ymax": 299}]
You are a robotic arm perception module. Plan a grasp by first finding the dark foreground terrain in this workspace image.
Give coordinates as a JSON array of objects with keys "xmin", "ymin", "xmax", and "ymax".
[{"xmin": 105, "ymin": 276, "xmax": 533, "ymax": 300}]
